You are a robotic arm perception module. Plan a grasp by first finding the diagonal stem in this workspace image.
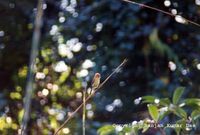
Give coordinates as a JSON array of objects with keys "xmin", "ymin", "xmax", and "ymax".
[
  {"xmin": 54, "ymin": 59, "xmax": 128, "ymax": 135},
  {"xmin": 122, "ymin": 0, "xmax": 200, "ymax": 27},
  {"xmin": 82, "ymin": 89, "xmax": 86, "ymax": 135}
]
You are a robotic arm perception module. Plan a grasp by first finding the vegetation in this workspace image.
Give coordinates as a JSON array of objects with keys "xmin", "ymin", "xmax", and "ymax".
[{"xmin": 98, "ymin": 87, "xmax": 200, "ymax": 135}]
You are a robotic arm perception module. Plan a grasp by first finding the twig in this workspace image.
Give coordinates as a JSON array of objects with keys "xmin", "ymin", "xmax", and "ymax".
[
  {"xmin": 21, "ymin": 0, "xmax": 44, "ymax": 134},
  {"xmin": 82, "ymin": 89, "xmax": 86, "ymax": 135},
  {"xmin": 54, "ymin": 59, "xmax": 128, "ymax": 135},
  {"xmin": 122, "ymin": 0, "xmax": 200, "ymax": 28}
]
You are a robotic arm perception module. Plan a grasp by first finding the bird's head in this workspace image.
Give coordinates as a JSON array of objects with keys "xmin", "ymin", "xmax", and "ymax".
[{"xmin": 94, "ymin": 73, "xmax": 101, "ymax": 78}]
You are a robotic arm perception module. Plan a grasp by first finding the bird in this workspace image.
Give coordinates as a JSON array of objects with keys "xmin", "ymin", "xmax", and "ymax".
[{"xmin": 89, "ymin": 73, "xmax": 101, "ymax": 95}]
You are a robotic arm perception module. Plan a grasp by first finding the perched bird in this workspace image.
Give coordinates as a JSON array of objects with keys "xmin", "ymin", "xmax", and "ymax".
[{"xmin": 89, "ymin": 73, "xmax": 101, "ymax": 95}]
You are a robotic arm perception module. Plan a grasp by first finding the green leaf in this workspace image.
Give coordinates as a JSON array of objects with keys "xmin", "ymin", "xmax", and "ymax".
[
  {"xmin": 148, "ymin": 104, "xmax": 159, "ymax": 122},
  {"xmin": 174, "ymin": 107, "xmax": 187, "ymax": 119},
  {"xmin": 142, "ymin": 96, "xmax": 156, "ymax": 103},
  {"xmin": 175, "ymin": 119, "xmax": 186, "ymax": 134},
  {"xmin": 142, "ymin": 123, "xmax": 150, "ymax": 133},
  {"xmin": 160, "ymin": 98, "xmax": 171, "ymax": 106},
  {"xmin": 184, "ymin": 98, "xmax": 200, "ymax": 107},
  {"xmin": 122, "ymin": 126, "xmax": 132, "ymax": 133},
  {"xmin": 58, "ymin": 70, "xmax": 70, "ymax": 84},
  {"xmin": 173, "ymin": 87, "xmax": 185, "ymax": 105},
  {"xmin": 149, "ymin": 29, "xmax": 180, "ymax": 64},
  {"xmin": 159, "ymin": 111, "xmax": 171, "ymax": 121},
  {"xmin": 97, "ymin": 125, "xmax": 115, "ymax": 135},
  {"xmin": 191, "ymin": 110, "xmax": 200, "ymax": 121},
  {"xmin": 132, "ymin": 126, "xmax": 139, "ymax": 135}
]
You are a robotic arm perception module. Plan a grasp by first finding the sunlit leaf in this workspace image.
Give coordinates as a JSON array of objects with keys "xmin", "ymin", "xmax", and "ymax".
[
  {"xmin": 10, "ymin": 92, "xmax": 21, "ymax": 100},
  {"xmin": 174, "ymin": 107, "xmax": 187, "ymax": 119},
  {"xmin": 142, "ymin": 96, "xmax": 156, "ymax": 103},
  {"xmin": 122, "ymin": 126, "xmax": 131, "ymax": 133},
  {"xmin": 58, "ymin": 70, "xmax": 70, "ymax": 84},
  {"xmin": 174, "ymin": 119, "xmax": 186, "ymax": 134},
  {"xmin": 148, "ymin": 104, "xmax": 159, "ymax": 122},
  {"xmin": 0, "ymin": 117, "xmax": 6, "ymax": 130},
  {"xmin": 191, "ymin": 110, "xmax": 200, "ymax": 121},
  {"xmin": 97, "ymin": 125, "xmax": 115, "ymax": 135},
  {"xmin": 173, "ymin": 87, "xmax": 185, "ymax": 105},
  {"xmin": 160, "ymin": 98, "xmax": 171, "ymax": 106},
  {"xmin": 18, "ymin": 66, "xmax": 28, "ymax": 78},
  {"xmin": 142, "ymin": 123, "xmax": 149, "ymax": 133},
  {"xmin": 132, "ymin": 126, "xmax": 139, "ymax": 135},
  {"xmin": 18, "ymin": 109, "xmax": 24, "ymax": 123},
  {"xmin": 184, "ymin": 98, "xmax": 200, "ymax": 107}
]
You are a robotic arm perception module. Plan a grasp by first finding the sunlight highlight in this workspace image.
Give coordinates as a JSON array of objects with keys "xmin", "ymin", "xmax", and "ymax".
[
  {"xmin": 50, "ymin": 25, "xmax": 58, "ymax": 35},
  {"xmin": 171, "ymin": 9, "xmax": 177, "ymax": 15},
  {"xmin": 36, "ymin": 72, "xmax": 45, "ymax": 79},
  {"xmin": 77, "ymin": 69, "xmax": 89, "ymax": 77},
  {"xmin": 196, "ymin": 63, "xmax": 200, "ymax": 70},
  {"xmin": 42, "ymin": 88, "xmax": 49, "ymax": 96},
  {"xmin": 105, "ymin": 104, "xmax": 114, "ymax": 112},
  {"xmin": 82, "ymin": 59, "xmax": 95, "ymax": 69},
  {"xmin": 168, "ymin": 61, "xmax": 176, "ymax": 71},
  {"xmin": 54, "ymin": 61, "xmax": 69, "ymax": 72},
  {"xmin": 58, "ymin": 44, "xmax": 74, "ymax": 58},
  {"xmin": 112, "ymin": 99, "xmax": 123, "ymax": 107},
  {"xmin": 62, "ymin": 127, "xmax": 70, "ymax": 134},
  {"xmin": 87, "ymin": 111, "xmax": 94, "ymax": 118},
  {"xmin": 154, "ymin": 99, "xmax": 160, "ymax": 104},
  {"xmin": 72, "ymin": 42, "xmax": 82, "ymax": 52},
  {"xmin": 134, "ymin": 97, "xmax": 142, "ymax": 105},
  {"xmin": 175, "ymin": 15, "xmax": 187, "ymax": 24},
  {"xmin": 95, "ymin": 22, "xmax": 103, "ymax": 32},
  {"xmin": 0, "ymin": 31, "xmax": 4, "ymax": 37},
  {"xmin": 59, "ymin": 17, "xmax": 66, "ymax": 23},
  {"xmin": 195, "ymin": 0, "xmax": 200, "ymax": 5},
  {"xmin": 164, "ymin": 0, "xmax": 171, "ymax": 7}
]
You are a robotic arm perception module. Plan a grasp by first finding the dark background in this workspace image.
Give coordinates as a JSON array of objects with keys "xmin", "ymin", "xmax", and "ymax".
[{"xmin": 0, "ymin": 0, "xmax": 200, "ymax": 134}]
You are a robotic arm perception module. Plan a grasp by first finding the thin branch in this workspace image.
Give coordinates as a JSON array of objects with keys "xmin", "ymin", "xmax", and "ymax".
[
  {"xmin": 54, "ymin": 59, "xmax": 128, "ymax": 135},
  {"xmin": 21, "ymin": 0, "xmax": 44, "ymax": 134},
  {"xmin": 82, "ymin": 89, "xmax": 86, "ymax": 135},
  {"xmin": 122, "ymin": 0, "xmax": 200, "ymax": 27}
]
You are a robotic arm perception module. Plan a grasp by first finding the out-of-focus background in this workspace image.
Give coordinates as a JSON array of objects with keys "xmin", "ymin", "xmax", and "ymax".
[{"xmin": 0, "ymin": 0, "xmax": 200, "ymax": 134}]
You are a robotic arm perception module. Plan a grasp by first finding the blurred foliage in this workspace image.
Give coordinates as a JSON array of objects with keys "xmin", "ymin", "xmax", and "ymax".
[{"xmin": 0, "ymin": 0, "xmax": 200, "ymax": 134}]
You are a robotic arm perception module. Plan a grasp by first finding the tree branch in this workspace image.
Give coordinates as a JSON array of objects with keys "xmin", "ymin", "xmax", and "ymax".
[
  {"xmin": 54, "ymin": 59, "xmax": 128, "ymax": 135},
  {"xmin": 21, "ymin": 0, "xmax": 44, "ymax": 134}
]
